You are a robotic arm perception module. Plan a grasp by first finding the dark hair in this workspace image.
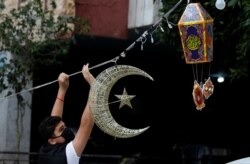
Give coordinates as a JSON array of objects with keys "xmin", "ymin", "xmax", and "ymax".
[{"xmin": 39, "ymin": 116, "xmax": 62, "ymax": 142}]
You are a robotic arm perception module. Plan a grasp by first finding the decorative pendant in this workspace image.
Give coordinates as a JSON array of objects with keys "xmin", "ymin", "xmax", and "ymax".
[
  {"xmin": 202, "ymin": 77, "xmax": 214, "ymax": 99},
  {"xmin": 192, "ymin": 80, "xmax": 205, "ymax": 111}
]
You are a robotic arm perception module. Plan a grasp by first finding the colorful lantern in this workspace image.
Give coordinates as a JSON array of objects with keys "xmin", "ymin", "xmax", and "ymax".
[
  {"xmin": 178, "ymin": 3, "xmax": 213, "ymax": 64},
  {"xmin": 178, "ymin": 3, "xmax": 214, "ymax": 111}
]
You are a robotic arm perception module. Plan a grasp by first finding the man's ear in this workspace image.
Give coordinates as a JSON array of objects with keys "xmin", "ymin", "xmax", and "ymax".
[{"xmin": 48, "ymin": 138, "xmax": 56, "ymax": 144}]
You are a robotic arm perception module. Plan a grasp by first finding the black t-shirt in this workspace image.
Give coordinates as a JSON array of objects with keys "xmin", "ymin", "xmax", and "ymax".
[{"xmin": 38, "ymin": 143, "xmax": 67, "ymax": 164}]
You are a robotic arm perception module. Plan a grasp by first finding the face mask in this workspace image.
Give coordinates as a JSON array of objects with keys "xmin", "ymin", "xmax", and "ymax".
[{"xmin": 60, "ymin": 127, "xmax": 75, "ymax": 143}]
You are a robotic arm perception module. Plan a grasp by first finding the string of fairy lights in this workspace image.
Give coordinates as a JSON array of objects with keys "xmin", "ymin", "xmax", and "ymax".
[{"xmin": 0, "ymin": 0, "xmax": 226, "ymax": 101}]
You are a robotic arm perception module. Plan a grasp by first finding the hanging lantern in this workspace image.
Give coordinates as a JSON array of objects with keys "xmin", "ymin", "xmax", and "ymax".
[
  {"xmin": 178, "ymin": 3, "xmax": 214, "ymax": 111},
  {"xmin": 178, "ymin": 3, "xmax": 213, "ymax": 64}
]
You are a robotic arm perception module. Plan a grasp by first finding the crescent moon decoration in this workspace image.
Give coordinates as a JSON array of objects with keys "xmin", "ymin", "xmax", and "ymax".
[{"xmin": 89, "ymin": 65, "xmax": 154, "ymax": 138}]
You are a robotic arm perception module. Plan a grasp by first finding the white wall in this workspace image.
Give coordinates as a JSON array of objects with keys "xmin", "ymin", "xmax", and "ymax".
[{"xmin": 128, "ymin": 0, "xmax": 162, "ymax": 29}]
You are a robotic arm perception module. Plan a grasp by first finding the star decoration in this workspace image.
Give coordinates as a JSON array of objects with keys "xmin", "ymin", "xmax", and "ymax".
[{"xmin": 115, "ymin": 88, "xmax": 136, "ymax": 109}]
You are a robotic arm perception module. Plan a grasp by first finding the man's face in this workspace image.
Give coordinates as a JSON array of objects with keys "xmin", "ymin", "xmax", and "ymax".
[{"xmin": 52, "ymin": 121, "xmax": 66, "ymax": 143}]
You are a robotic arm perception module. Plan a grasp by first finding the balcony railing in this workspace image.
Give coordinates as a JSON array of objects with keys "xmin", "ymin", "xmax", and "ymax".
[{"xmin": 0, "ymin": 151, "xmax": 125, "ymax": 164}]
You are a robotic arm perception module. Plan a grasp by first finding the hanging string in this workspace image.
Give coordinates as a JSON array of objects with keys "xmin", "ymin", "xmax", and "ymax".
[
  {"xmin": 192, "ymin": 64, "xmax": 196, "ymax": 81},
  {"xmin": 0, "ymin": 0, "xmax": 184, "ymax": 100},
  {"xmin": 200, "ymin": 63, "xmax": 204, "ymax": 84},
  {"xmin": 92, "ymin": 97, "xmax": 131, "ymax": 107},
  {"xmin": 192, "ymin": 62, "xmax": 212, "ymax": 84},
  {"xmin": 195, "ymin": 64, "xmax": 199, "ymax": 82},
  {"xmin": 0, "ymin": 57, "xmax": 119, "ymax": 100},
  {"xmin": 208, "ymin": 62, "xmax": 211, "ymax": 77}
]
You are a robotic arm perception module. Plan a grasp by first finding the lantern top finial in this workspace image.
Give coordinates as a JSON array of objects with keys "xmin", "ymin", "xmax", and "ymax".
[{"xmin": 178, "ymin": 3, "xmax": 213, "ymax": 25}]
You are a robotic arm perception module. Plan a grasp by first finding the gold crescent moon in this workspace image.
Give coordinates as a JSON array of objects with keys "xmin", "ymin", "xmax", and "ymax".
[{"xmin": 89, "ymin": 65, "xmax": 154, "ymax": 138}]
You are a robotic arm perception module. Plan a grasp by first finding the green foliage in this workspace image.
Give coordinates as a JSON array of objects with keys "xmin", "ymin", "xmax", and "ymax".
[
  {"xmin": 159, "ymin": 0, "xmax": 250, "ymax": 81},
  {"xmin": 0, "ymin": 0, "xmax": 89, "ymax": 96}
]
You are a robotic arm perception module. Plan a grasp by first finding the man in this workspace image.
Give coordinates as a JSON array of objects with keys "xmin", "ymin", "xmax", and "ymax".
[{"xmin": 38, "ymin": 63, "xmax": 95, "ymax": 164}]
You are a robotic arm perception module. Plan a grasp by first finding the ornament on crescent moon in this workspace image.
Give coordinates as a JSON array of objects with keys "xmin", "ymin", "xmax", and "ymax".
[
  {"xmin": 89, "ymin": 65, "xmax": 154, "ymax": 138},
  {"xmin": 115, "ymin": 87, "xmax": 136, "ymax": 109}
]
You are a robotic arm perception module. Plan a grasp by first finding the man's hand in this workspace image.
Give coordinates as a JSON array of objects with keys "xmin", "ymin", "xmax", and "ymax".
[
  {"xmin": 58, "ymin": 73, "xmax": 69, "ymax": 92},
  {"xmin": 82, "ymin": 63, "xmax": 95, "ymax": 86},
  {"xmin": 51, "ymin": 73, "xmax": 69, "ymax": 117}
]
